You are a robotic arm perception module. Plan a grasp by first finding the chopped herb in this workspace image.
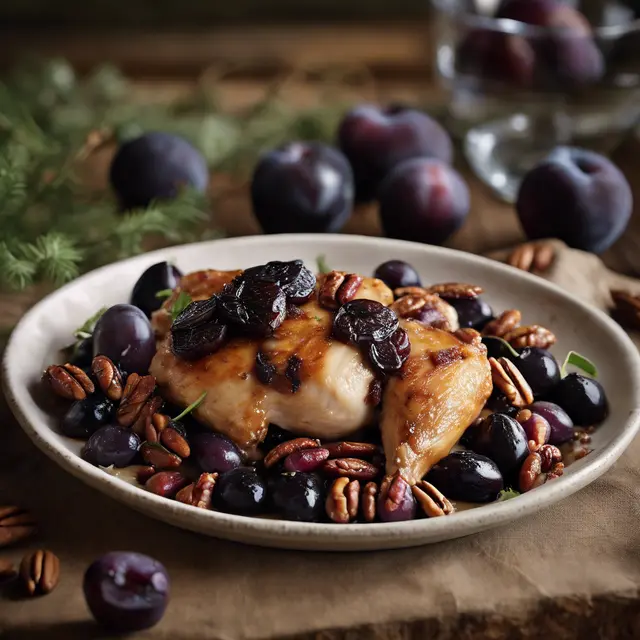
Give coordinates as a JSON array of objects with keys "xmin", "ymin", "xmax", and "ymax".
[
  {"xmin": 155, "ymin": 289, "xmax": 173, "ymax": 299},
  {"xmin": 316, "ymin": 255, "xmax": 330, "ymax": 274},
  {"xmin": 169, "ymin": 291, "xmax": 192, "ymax": 322},
  {"xmin": 497, "ymin": 488, "xmax": 521, "ymax": 501},
  {"xmin": 561, "ymin": 351, "xmax": 598, "ymax": 379},
  {"xmin": 173, "ymin": 391, "xmax": 207, "ymax": 422},
  {"xmin": 314, "ymin": 315, "xmax": 322, "ymax": 321},
  {"xmin": 73, "ymin": 306, "xmax": 107, "ymax": 340}
]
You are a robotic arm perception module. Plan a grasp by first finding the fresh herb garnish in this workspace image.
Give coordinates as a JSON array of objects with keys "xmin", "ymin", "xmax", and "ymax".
[
  {"xmin": 497, "ymin": 488, "xmax": 521, "ymax": 501},
  {"xmin": 316, "ymin": 255, "xmax": 330, "ymax": 274},
  {"xmin": 561, "ymin": 351, "xmax": 598, "ymax": 378},
  {"xmin": 155, "ymin": 289, "xmax": 173, "ymax": 299},
  {"xmin": 485, "ymin": 336, "xmax": 520, "ymax": 359},
  {"xmin": 314, "ymin": 315, "xmax": 322, "ymax": 321},
  {"xmin": 173, "ymin": 391, "xmax": 207, "ymax": 422},
  {"xmin": 169, "ymin": 291, "xmax": 192, "ymax": 322},
  {"xmin": 73, "ymin": 306, "xmax": 107, "ymax": 340}
]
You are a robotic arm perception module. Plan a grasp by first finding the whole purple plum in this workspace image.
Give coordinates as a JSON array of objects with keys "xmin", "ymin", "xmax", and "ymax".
[
  {"xmin": 337, "ymin": 105, "xmax": 453, "ymax": 202},
  {"xmin": 378, "ymin": 158, "xmax": 470, "ymax": 246},
  {"xmin": 516, "ymin": 147, "xmax": 632, "ymax": 253}
]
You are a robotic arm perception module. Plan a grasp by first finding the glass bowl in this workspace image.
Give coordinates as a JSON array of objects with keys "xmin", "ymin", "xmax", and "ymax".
[{"xmin": 432, "ymin": 0, "xmax": 640, "ymax": 201}]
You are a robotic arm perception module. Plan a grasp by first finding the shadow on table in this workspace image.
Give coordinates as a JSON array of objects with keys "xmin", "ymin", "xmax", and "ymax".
[{"xmin": 3, "ymin": 621, "xmax": 113, "ymax": 639}]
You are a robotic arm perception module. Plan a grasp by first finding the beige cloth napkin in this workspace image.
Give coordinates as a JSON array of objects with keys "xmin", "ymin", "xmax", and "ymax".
[{"xmin": 2, "ymin": 241, "xmax": 640, "ymax": 640}]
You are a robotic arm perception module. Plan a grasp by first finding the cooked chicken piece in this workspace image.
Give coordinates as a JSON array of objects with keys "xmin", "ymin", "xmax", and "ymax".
[
  {"xmin": 149, "ymin": 270, "xmax": 393, "ymax": 453},
  {"xmin": 380, "ymin": 320, "xmax": 492, "ymax": 484}
]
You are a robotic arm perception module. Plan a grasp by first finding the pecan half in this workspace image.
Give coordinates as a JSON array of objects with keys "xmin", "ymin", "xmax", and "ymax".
[
  {"xmin": 20, "ymin": 549, "xmax": 60, "ymax": 596},
  {"xmin": 116, "ymin": 374, "xmax": 156, "ymax": 427},
  {"xmin": 378, "ymin": 472, "xmax": 410, "ymax": 519},
  {"xmin": 482, "ymin": 309, "xmax": 522, "ymax": 338},
  {"xmin": 507, "ymin": 241, "xmax": 556, "ymax": 274},
  {"xmin": 91, "ymin": 355, "xmax": 123, "ymax": 401},
  {"xmin": 519, "ymin": 446, "xmax": 564, "ymax": 492},
  {"xmin": 318, "ymin": 271, "xmax": 363, "ymax": 309},
  {"xmin": 323, "ymin": 457, "xmax": 379, "ymax": 481},
  {"xmin": 425, "ymin": 283, "xmax": 483, "ymax": 299},
  {"xmin": 490, "ymin": 357, "xmax": 534, "ymax": 407},
  {"xmin": 453, "ymin": 328, "xmax": 482, "ymax": 346},
  {"xmin": 140, "ymin": 442, "xmax": 182, "ymax": 469},
  {"xmin": 136, "ymin": 466, "xmax": 156, "ymax": 484},
  {"xmin": 0, "ymin": 506, "xmax": 37, "ymax": 548},
  {"xmin": 610, "ymin": 290, "xmax": 640, "ymax": 330},
  {"xmin": 503, "ymin": 325, "xmax": 556, "ymax": 349},
  {"xmin": 394, "ymin": 286, "xmax": 430, "ymax": 298},
  {"xmin": 390, "ymin": 293, "xmax": 456, "ymax": 331},
  {"xmin": 326, "ymin": 477, "xmax": 360, "ymax": 524},
  {"xmin": 361, "ymin": 482, "xmax": 378, "ymax": 523},
  {"xmin": 43, "ymin": 363, "xmax": 95, "ymax": 401},
  {"xmin": 182, "ymin": 473, "xmax": 218, "ymax": 509},
  {"xmin": 160, "ymin": 427, "xmax": 191, "ymax": 458},
  {"xmin": 145, "ymin": 471, "xmax": 189, "ymax": 497},
  {"xmin": 264, "ymin": 437, "xmax": 320, "ymax": 469},
  {"xmin": 412, "ymin": 481, "xmax": 454, "ymax": 517},
  {"xmin": 324, "ymin": 441, "xmax": 381, "ymax": 459},
  {"xmin": 176, "ymin": 483, "xmax": 195, "ymax": 504},
  {"xmin": 131, "ymin": 396, "xmax": 164, "ymax": 437}
]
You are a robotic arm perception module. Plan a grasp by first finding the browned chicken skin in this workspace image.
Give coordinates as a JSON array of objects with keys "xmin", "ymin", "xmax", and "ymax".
[{"xmin": 150, "ymin": 268, "xmax": 493, "ymax": 482}]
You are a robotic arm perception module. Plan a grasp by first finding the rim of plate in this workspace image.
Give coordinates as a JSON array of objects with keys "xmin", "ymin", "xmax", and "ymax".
[{"xmin": 4, "ymin": 234, "xmax": 640, "ymax": 550}]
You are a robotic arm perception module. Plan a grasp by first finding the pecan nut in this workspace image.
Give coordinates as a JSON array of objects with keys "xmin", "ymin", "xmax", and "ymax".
[
  {"xmin": 425, "ymin": 283, "xmax": 483, "ymax": 299},
  {"xmin": 160, "ymin": 427, "xmax": 191, "ymax": 459},
  {"xmin": 516, "ymin": 410, "xmax": 548, "ymax": 451},
  {"xmin": 318, "ymin": 271, "xmax": 363, "ymax": 309},
  {"xmin": 390, "ymin": 293, "xmax": 457, "ymax": 331},
  {"xmin": 43, "ymin": 363, "xmax": 95, "ymax": 401},
  {"xmin": 264, "ymin": 437, "xmax": 320, "ymax": 469},
  {"xmin": 324, "ymin": 441, "xmax": 381, "ymax": 459},
  {"xmin": 412, "ymin": 481, "xmax": 454, "ymax": 517},
  {"xmin": 453, "ymin": 328, "xmax": 482, "ymax": 346},
  {"xmin": 176, "ymin": 483, "xmax": 195, "ymax": 504},
  {"xmin": 322, "ymin": 457, "xmax": 380, "ymax": 481},
  {"xmin": 20, "ymin": 549, "xmax": 60, "ymax": 596},
  {"xmin": 140, "ymin": 442, "xmax": 182, "ymax": 469},
  {"xmin": 507, "ymin": 241, "xmax": 556, "ymax": 274},
  {"xmin": 176, "ymin": 473, "xmax": 218, "ymax": 509},
  {"xmin": 538, "ymin": 444, "xmax": 563, "ymax": 471},
  {"xmin": 116, "ymin": 373, "xmax": 157, "ymax": 427},
  {"xmin": 0, "ymin": 506, "xmax": 37, "ymax": 548},
  {"xmin": 145, "ymin": 471, "xmax": 189, "ymax": 497},
  {"xmin": 490, "ymin": 357, "xmax": 534, "ymax": 407},
  {"xmin": 482, "ymin": 309, "xmax": 522, "ymax": 338},
  {"xmin": 326, "ymin": 477, "xmax": 360, "ymax": 524},
  {"xmin": 503, "ymin": 325, "xmax": 556, "ymax": 349},
  {"xmin": 132, "ymin": 396, "xmax": 164, "ymax": 437},
  {"xmin": 361, "ymin": 481, "xmax": 378, "ymax": 523},
  {"xmin": 610, "ymin": 290, "xmax": 640, "ymax": 330},
  {"xmin": 136, "ymin": 466, "xmax": 157, "ymax": 484},
  {"xmin": 91, "ymin": 355, "xmax": 124, "ymax": 401},
  {"xmin": 378, "ymin": 472, "xmax": 410, "ymax": 519},
  {"xmin": 519, "ymin": 447, "xmax": 564, "ymax": 492}
]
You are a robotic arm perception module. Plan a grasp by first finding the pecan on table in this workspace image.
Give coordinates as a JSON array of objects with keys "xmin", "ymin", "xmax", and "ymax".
[
  {"xmin": 326, "ymin": 477, "xmax": 360, "ymax": 524},
  {"xmin": 20, "ymin": 549, "xmax": 60, "ymax": 596},
  {"xmin": 506, "ymin": 241, "xmax": 556, "ymax": 274},
  {"xmin": 490, "ymin": 357, "xmax": 534, "ymax": 407},
  {"xmin": 610, "ymin": 290, "xmax": 640, "ymax": 330},
  {"xmin": 91, "ymin": 355, "xmax": 123, "ymax": 401},
  {"xmin": 116, "ymin": 373, "xmax": 157, "ymax": 428},
  {"xmin": 0, "ymin": 506, "xmax": 37, "ymax": 548},
  {"xmin": 482, "ymin": 309, "xmax": 522, "ymax": 338},
  {"xmin": 43, "ymin": 363, "xmax": 94, "ymax": 401},
  {"xmin": 412, "ymin": 481, "xmax": 454, "ymax": 518},
  {"xmin": 322, "ymin": 457, "xmax": 380, "ymax": 481},
  {"xmin": 503, "ymin": 325, "xmax": 556, "ymax": 349},
  {"xmin": 318, "ymin": 271, "xmax": 363, "ymax": 309},
  {"xmin": 425, "ymin": 283, "xmax": 483, "ymax": 299}
]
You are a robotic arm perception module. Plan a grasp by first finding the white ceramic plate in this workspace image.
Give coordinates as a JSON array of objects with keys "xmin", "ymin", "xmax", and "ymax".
[{"xmin": 4, "ymin": 234, "xmax": 640, "ymax": 551}]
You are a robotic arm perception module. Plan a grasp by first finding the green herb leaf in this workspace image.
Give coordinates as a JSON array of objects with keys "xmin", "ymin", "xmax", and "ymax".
[
  {"xmin": 73, "ymin": 306, "xmax": 107, "ymax": 340},
  {"xmin": 169, "ymin": 291, "xmax": 192, "ymax": 322},
  {"xmin": 173, "ymin": 391, "xmax": 207, "ymax": 422},
  {"xmin": 497, "ymin": 488, "xmax": 521, "ymax": 502},
  {"xmin": 155, "ymin": 289, "xmax": 173, "ymax": 299},
  {"xmin": 316, "ymin": 255, "xmax": 330, "ymax": 274},
  {"xmin": 483, "ymin": 336, "xmax": 520, "ymax": 359},
  {"xmin": 561, "ymin": 351, "xmax": 598, "ymax": 378}
]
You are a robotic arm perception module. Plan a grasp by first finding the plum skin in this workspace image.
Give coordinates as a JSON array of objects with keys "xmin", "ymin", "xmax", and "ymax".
[
  {"xmin": 516, "ymin": 147, "xmax": 632, "ymax": 253},
  {"xmin": 337, "ymin": 105, "xmax": 453, "ymax": 202},
  {"xmin": 378, "ymin": 157, "xmax": 470, "ymax": 246},
  {"xmin": 109, "ymin": 132, "xmax": 208, "ymax": 210},
  {"xmin": 250, "ymin": 141, "xmax": 354, "ymax": 234}
]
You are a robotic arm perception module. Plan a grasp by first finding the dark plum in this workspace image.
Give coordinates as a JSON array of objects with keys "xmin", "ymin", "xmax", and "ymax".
[
  {"xmin": 445, "ymin": 297, "xmax": 493, "ymax": 329},
  {"xmin": 516, "ymin": 147, "xmax": 632, "ymax": 254},
  {"xmin": 373, "ymin": 259, "xmax": 421, "ymax": 290},
  {"xmin": 337, "ymin": 105, "xmax": 453, "ymax": 202},
  {"xmin": 81, "ymin": 425, "xmax": 141, "ymax": 467},
  {"xmin": 218, "ymin": 279, "xmax": 286, "ymax": 337},
  {"xmin": 519, "ymin": 411, "xmax": 551, "ymax": 446},
  {"xmin": 377, "ymin": 477, "xmax": 416, "ymax": 522},
  {"xmin": 466, "ymin": 413, "xmax": 529, "ymax": 478},
  {"xmin": 368, "ymin": 327, "xmax": 411, "ymax": 374},
  {"xmin": 378, "ymin": 158, "xmax": 470, "ymax": 246},
  {"xmin": 214, "ymin": 467, "xmax": 268, "ymax": 515},
  {"xmin": 250, "ymin": 142, "xmax": 354, "ymax": 234},
  {"xmin": 93, "ymin": 304, "xmax": 156, "ymax": 374},
  {"xmin": 259, "ymin": 424, "xmax": 294, "ymax": 453},
  {"xmin": 69, "ymin": 336, "xmax": 94, "ymax": 369},
  {"xmin": 269, "ymin": 472, "xmax": 325, "ymax": 522},
  {"xmin": 242, "ymin": 260, "xmax": 316, "ymax": 304},
  {"xmin": 192, "ymin": 432, "xmax": 242, "ymax": 473},
  {"xmin": 171, "ymin": 321, "xmax": 227, "ymax": 361},
  {"xmin": 530, "ymin": 400, "xmax": 574, "ymax": 444},
  {"xmin": 551, "ymin": 373, "xmax": 608, "ymax": 426},
  {"xmin": 171, "ymin": 298, "xmax": 217, "ymax": 332},
  {"xmin": 486, "ymin": 393, "xmax": 521, "ymax": 417},
  {"xmin": 61, "ymin": 394, "xmax": 115, "ymax": 439},
  {"xmin": 482, "ymin": 336, "xmax": 517, "ymax": 361},
  {"xmin": 83, "ymin": 551, "xmax": 169, "ymax": 632},
  {"xmin": 131, "ymin": 262, "xmax": 182, "ymax": 318},
  {"xmin": 333, "ymin": 299, "xmax": 398, "ymax": 344},
  {"xmin": 426, "ymin": 451, "xmax": 504, "ymax": 503},
  {"xmin": 515, "ymin": 347, "xmax": 560, "ymax": 398},
  {"xmin": 283, "ymin": 448, "xmax": 330, "ymax": 473},
  {"xmin": 109, "ymin": 132, "xmax": 208, "ymax": 209}
]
